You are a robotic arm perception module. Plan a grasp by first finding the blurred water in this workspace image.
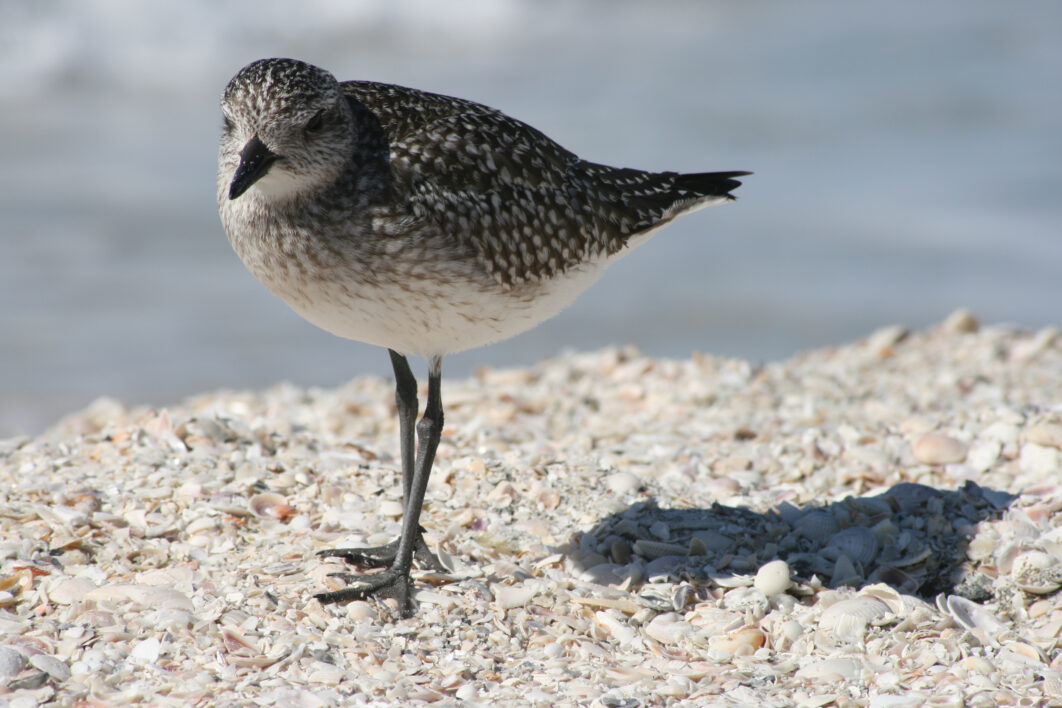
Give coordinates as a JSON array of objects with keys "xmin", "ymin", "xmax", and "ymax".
[{"xmin": 1, "ymin": 0, "xmax": 1060, "ymax": 437}]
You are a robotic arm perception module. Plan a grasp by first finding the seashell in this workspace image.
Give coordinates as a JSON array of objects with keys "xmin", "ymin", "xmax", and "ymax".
[
  {"xmin": 866, "ymin": 324, "xmax": 909, "ymax": 351},
  {"xmin": 824, "ymin": 527, "xmax": 879, "ymax": 566},
  {"xmin": 377, "ymin": 499, "xmax": 405, "ymax": 517},
  {"xmin": 129, "ymin": 637, "xmax": 161, "ymax": 665},
  {"xmin": 610, "ymin": 539, "xmax": 632, "ymax": 564},
  {"xmin": 595, "ymin": 610, "xmax": 637, "ymax": 645},
  {"xmin": 1020, "ymin": 443, "xmax": 1061, "ymax": 477},
  {"xmin": 892, "ymin": 546, "xmax": 933, "ymax": 568},
  {"xmin": 720, "ymin": 586, "xmax": 770, "ymax": 617},
  {"xmin": 492, "ymin": 583, "xmax": 536, "ymax": 610},
  {"xmin": 691, "ymin": 530, "xmax": 736, "ymax": 554},
  {"xmin": 49, "ymin": 577, "xmax": 97, "ymax": 605},
  {"xmin": 1011, "ymin": 550, "xmax": 1062, "ymax": 594},
  {"xmin": 0, "ymin": 646, "xmax": 26, "ymax": 678},
  {"xmin": 649, "ymin": 521, "xmax": 671, "ymax": 541},
  {"xmin": 882, "ymin": 482, "xmax": 939, "ymax": 514},
  {"xmin": 819, "ymin": 596, "xmax": 891, "ymax": 641},
  {"xmin": 753, "ymin": 560, "xmax": 791, "ymax": 597},
  {"xmin": 29, "ymin": 653, "xmax": 71, "ymax": 682},
  {"xmin": 864, "ymin": 566, "xmax": 919, "ymax": 594},
  {"xmin": 1024, "ymin": 423, "xmax": 1062, "ymax": 449},
  {"xmin": 796, "ymin": 657, "xmax": 863, "ymax": 681},
  {"xmin": 912, "ymin": 434, "xmax": 968, "ymax": 465},
  {"xmin": 709, "ymin": 626, "xmax": 766, "ymax": 656},
  {"xmin": 84, "ymin": 584, "xmax": 194, "ymax": 613},
  {"xmin": 606, "ymin": 471, "xmax": 641, "ymax": 495},
  {"xmin": 248, "ymin": 492, "xmax": 295, "ymax": 522},
  {"xmin": 942, "ymin": 308, "xmax": 979, "ymax": 333},
  {"xmin": 939, "ymin": 595, "xmax": 1007, "ymax": 644},
  {"xmin": 830, "ymin": 554, "xmax": 862, "ymax": 587},
  {"xmin": 793, "ymin": 510, "xmax": 840, "ymax": 544},
  {"xmin": 632, "ymin": 539, "xmax": 687, "ymax": 560},
  {"xmin": 643, "ymin": 612, "xmax": 693, "ymax": 645}
]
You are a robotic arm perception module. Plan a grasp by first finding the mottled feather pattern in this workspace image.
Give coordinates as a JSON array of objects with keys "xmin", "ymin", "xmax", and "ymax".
[{"xmin": 342, "ymin": 80, "xmax": 745, "ymax": 286}]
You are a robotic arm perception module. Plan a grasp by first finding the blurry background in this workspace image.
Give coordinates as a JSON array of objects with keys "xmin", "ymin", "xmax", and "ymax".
[{"xmin": 1, "ymin": 0, "xmax": 1060, "ymax": 437}]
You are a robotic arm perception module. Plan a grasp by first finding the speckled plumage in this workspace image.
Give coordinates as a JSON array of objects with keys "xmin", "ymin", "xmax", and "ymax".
[
  {"xmin": 218, "ymin": 58, "xmax": 747, "ymax": 358},
  {"xmin": 217, "ymin": 58, "xmax": 748, "ymax": 616}
]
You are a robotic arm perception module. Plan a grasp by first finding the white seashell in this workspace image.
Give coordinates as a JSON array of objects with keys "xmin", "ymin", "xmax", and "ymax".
[
  {"xmin": 129, "ymin": 637, "xmax": 161, "ymax": 664},
  {"xmin": 709, "ymin": 626, "xmax": 767, "ymax": 656},
  {"xmin": 721, "ymin": 586, "xmax": 770, "ymax": 617},
  {"xmin": 1024, "ymin": 423, "xmax": 1062, "ymax": 449},
  {"xmin": 29, "ymin": 653, "xmax": 71, "ymax": 682},
  {"xmin": 753, "ymin": 560, "xmax": 791, "ymax": 597},
  {"xmin": 595, "ymin": 610, "xmax": 637, "ymax": 645},
  {"xmin": 825, "ymin": 527, "xmax": 879, "ymax": 566},
  {"xmin": 1011, "ymin": 550, "xmax": 1062, "ymax": 594},
  {"xmin": 377, "ymin": 499, "xmax": 406, "ymax": 517},
  {"xmin": 644, "ymin": 612, "xmax": 693, "ymax": 645},
  {"xmin": 49, "ymin": 577, "xmax": 97, "ymax": 605},
  {"xmin": 912, "ymin": 434, "xmax": 968, "ymax": 465},
  {"xmin": 796, "ymin": 657, "xmax": 863, "ymax": 681},
  {"xmin": 940, "ymin": 595, "xmax": 1008, "ymax": 642},
  {"xmin": 606, "ymin": 471, "xmax": 641, "ymax": 495},
  {"xmin": 248, "ymin": 492, "xmax": 295, "ymax": 521},
  {"xmin": 819, "ymin": 596, "xmax": 891, "ymax": 641},
  {"xmin": 794, "ymin": 510, "xmax": 840, "ymax": 543},
  {"xmin": 492, "ymin": 583, "xmax": 536, "ymax": 610},
  {"xmin": 84, "ymin": 584, "xmax": 194, "ymax": 613},
  {"xmin": 1020, "ymin": 443, "xmax": 1062, "ymax": 477}
]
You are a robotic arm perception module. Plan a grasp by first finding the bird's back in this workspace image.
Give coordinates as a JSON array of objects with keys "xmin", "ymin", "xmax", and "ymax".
[{"xmin": 342, "ymin": 80, "xmax": 746, "ymax": 287}]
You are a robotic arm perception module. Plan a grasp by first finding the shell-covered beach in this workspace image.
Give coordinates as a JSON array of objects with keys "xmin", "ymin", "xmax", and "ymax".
[{"xmin": 2, "ymin": 311, "xmax": 1062, "ymax": 706}]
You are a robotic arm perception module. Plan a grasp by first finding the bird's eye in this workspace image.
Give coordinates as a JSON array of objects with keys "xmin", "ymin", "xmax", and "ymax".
[
  {"xmin": 222, "ymin": 115, "xmax": 235, "ymax": 133},
  {"xmin": 305, "ymin": 110, "xmax": 326, "ymax": 133}
]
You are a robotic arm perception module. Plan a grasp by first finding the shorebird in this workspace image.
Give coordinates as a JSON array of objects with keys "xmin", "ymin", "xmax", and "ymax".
[{"xmin": 217, "ymin": 57, "xmax": 748, "ymax": 617}]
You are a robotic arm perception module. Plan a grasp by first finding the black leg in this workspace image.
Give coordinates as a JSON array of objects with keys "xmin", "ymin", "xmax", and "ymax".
[
  {"xmin": 389, "ymin": 348, "xmax": 417, "ymax": 507},
  {"xmin": 317, "ymin": 352, "xmax": 445, "ymax": 572},
  {"xmin": 316, "ymin": 356, "xmax": 445, "ymax": 617}
]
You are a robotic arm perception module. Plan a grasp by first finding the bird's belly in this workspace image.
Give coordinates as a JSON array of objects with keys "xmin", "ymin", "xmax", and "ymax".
[
  {"xmin": 278, "ymin": 255, "xmax": 620, "ymax": 356},
  {"xmin": 257, "ymin": 249, "xmax": 621, "ymax": 358}
]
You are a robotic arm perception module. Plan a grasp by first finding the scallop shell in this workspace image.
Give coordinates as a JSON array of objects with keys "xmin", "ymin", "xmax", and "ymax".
[
  {"xmin": 938, "ymin": 594, "xmax": 1008, "ymax": 645},
  {"xmin": 819, "ymin": 596, "xmax": 892, "ymax": 641},
  {"xmin": 248, "ymin": 492, "xmax": 295, "ymax": 522},
  {"xmin": 824, "ymin": 526, "xmax": 879, "ymax": 566},
  {"xmin": 793, "ymin": 510, "xmax": 840, "ymax": 544}
]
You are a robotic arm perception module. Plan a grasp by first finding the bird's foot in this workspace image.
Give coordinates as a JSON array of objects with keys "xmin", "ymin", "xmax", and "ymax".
[
  {"xmin": 317, "ymin": 528, "xmax": 446, "ymax": 572},
  {"xmin": 315, "ymin": 567, "xmax": 414, "ymax": 618}
]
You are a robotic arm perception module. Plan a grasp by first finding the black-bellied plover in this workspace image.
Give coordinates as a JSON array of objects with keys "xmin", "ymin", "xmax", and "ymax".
[{"xmin": 217, "ymin": 57, "xmax": 749, "ymax": 617}]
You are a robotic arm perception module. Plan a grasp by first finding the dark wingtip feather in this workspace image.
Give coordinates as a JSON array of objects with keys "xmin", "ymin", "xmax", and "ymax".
[{"xmin": 675, "ymin": 170, "xmax": 752, "ymax": 199}]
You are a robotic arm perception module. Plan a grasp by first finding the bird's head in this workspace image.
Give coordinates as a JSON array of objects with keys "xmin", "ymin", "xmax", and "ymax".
[{"xmin": 218, "ymin": 58, "xmax": 353, "ymax": 204}]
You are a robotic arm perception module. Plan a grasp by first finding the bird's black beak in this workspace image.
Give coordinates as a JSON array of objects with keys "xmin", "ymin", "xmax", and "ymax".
[{"xmin": 228, "ymin": 135, "xmax": 279, "ymax": 200}]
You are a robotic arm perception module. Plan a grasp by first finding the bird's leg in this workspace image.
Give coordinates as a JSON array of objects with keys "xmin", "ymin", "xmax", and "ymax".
[
  {"xmin": 316, "ymin": 355, "xmax": 445, "ymax": 617},
  {"xmin": 317, "ymin": 350, "xmax": 444, "ymax": 572}
]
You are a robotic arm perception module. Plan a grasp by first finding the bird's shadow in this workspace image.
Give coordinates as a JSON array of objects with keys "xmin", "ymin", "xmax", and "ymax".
[{"xmin": 575, "ymin": 480, "xmax": 1015, "ymax": 603}]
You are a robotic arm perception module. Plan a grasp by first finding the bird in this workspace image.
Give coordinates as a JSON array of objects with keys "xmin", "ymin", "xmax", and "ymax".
[{"xmin": 217, "ymin": 57, "xmax": 749, "ymax": 617}]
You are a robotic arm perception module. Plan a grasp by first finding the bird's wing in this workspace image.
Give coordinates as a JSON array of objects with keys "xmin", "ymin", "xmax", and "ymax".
[{"xmin": 343, "ymin": 81, "xmax": 746, "ymax": 286}]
